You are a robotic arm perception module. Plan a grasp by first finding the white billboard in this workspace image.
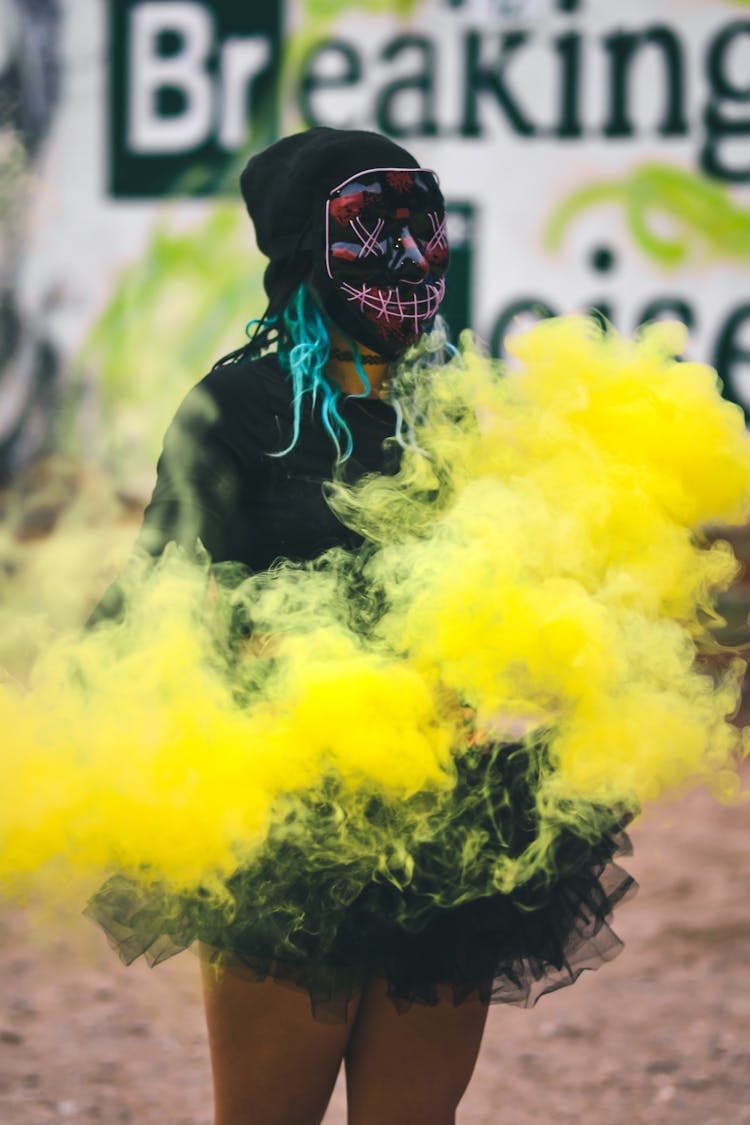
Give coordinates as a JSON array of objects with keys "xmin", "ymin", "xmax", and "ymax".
[{"xmin": 4, "ymin": 0, "xmax": 750, "ymax": 482}]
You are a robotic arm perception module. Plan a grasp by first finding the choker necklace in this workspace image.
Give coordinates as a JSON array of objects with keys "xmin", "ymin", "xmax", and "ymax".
[{"xmin": 329, "ymin": 348, "xmax": 385, "ymax": 365}]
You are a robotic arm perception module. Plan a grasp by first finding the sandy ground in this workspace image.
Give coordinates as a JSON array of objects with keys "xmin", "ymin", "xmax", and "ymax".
[{"xmin": 0, "ymin": 771, "xmax": 748, "ymax": 1125}]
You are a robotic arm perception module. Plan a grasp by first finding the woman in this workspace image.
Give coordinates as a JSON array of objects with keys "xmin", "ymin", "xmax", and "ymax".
[{"xmin": 88, "ymin": 127, "xmax": 632, "ymax": 1125}]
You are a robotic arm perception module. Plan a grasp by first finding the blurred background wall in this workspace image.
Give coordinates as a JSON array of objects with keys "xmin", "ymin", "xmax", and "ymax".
[{"xmin": 1, "ymin": 0, "xmax": 749, "ymax": 499}]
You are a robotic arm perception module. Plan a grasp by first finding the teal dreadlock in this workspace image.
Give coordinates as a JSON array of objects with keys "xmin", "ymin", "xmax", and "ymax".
[
  {"xmin": 276, "ymin": 285, "xmax": 376, "ymax": 461},
  {"xmin": 215, "ymin": 284, "xmax": 374, "ymax": 462}
]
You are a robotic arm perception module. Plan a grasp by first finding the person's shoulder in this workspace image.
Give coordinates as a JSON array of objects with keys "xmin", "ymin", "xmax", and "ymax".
[
  {"xmin": 202, "ymin": 353, "xmax": 288, "ymax": 406},
  {"xmin": 190, "ymin": 353, "xmax": 293, "ymax": 428},
  {"xmin": 177, "ymin": 352, "xmax": 298, "ymax": 465},
  {"xmin": 170, "ymin": 353, "xmax": 288, "ymax": 430}
]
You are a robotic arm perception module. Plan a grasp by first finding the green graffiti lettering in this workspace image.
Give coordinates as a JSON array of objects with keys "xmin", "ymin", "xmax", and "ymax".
[
  {"xmin": 375, "ymin": 35, "xmax": 439, "ymax": 138},
  {"xmin": 602, "ymin": 26, "xmax": 688, "ymax": 139},
  {"xmin": 461, "ymin": 30, "xmax": 537, "ymax": 138},
  {"xmin": 714, "ymin": 303, "xmax": 750, "ymax": 413},
  {"xmin": 298, "ymin": 39, "xmax": 363, "ymax": 128},
  {"xmin": 702, "ymin": 20, "xmax": 750, "ymax": 181}
]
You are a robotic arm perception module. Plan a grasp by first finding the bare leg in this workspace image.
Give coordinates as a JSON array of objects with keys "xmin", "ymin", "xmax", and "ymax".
[
  {"xmin": 201, "ymin": 960, "xmax": 359, "ymax": 1125},
  {"xmin": 345, "ymin": 976, "xmax": 489, "ymax": 1125}
]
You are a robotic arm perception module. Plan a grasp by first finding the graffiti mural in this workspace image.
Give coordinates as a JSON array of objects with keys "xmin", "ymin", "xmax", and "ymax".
[
  {"xmin": 2, "ymin": 0, "xmax": 750, "ymax": 490},
  {"xmin": 0, "ymin": 0, "xmax": 62, "ymax": 480}
]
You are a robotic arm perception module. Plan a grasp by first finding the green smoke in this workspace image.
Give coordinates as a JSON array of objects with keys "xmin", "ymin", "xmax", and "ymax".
[{"xmin": 545, "ymin": 163, "xmax": 750, "ymax": 268}]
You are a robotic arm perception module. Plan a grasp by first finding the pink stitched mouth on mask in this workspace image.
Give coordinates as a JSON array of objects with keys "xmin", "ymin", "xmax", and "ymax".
[{"xmin": 339, "ymin": 278, "xmax": 446, "ymax": 334}]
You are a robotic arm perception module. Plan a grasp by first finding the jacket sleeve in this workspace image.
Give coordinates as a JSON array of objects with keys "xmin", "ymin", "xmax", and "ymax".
[
  {"xmin": 136, "ymin": 381, "xmax": 243, "ymax": 564},
  {"xmin": 87, "ymin": 379, "xmax": 247, "ymax": 628}
]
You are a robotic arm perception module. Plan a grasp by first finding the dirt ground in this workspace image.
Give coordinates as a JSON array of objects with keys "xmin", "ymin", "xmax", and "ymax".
[{"xmin": 0, "ymin": 769, "xmax": 748, "ymax": 1125}]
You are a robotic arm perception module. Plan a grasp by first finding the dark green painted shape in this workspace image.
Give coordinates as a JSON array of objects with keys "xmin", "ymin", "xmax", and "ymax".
[
  {"xmin": 441, "ymin": 202, "xmax": 475, "ymax": 340},
  {"xmin": 109, "ymin": 0, "xmax": 281, "ymax": 197}
]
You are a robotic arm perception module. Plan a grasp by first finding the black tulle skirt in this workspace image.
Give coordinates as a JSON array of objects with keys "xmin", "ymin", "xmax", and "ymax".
[{"xmin": 85, "ymin": 740, "xmax": 637, "ymax": 1020}]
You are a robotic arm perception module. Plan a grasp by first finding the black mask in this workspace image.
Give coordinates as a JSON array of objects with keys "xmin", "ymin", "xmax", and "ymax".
[{"xmin": 314, "ymin": 167, "xmax": 449, "ymax": 359}]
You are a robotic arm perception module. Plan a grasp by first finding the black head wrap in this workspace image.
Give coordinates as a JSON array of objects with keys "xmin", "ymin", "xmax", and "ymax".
[{"xmin": 240, "ymin": 126, "xmax": 421, "ymax": 316}]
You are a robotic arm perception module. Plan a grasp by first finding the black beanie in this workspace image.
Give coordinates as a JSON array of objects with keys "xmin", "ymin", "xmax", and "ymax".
[{"xmin": 240, "ymin": 127, "xmax": 421, "ymax": 310}]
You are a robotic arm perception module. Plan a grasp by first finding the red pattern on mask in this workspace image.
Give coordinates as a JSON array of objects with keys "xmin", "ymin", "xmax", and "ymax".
[
  {"xmin": 385, "ymin": 170, "xmax": 415, "ymax": 192},
  {"xmin": 329, "ymin": 190, "xmax": 377, "ymax": 224}
]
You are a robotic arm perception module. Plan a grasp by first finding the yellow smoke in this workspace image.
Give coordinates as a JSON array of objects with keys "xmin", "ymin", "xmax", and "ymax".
[{"xmin": 1, "ymin": 317, "xmax": 748, "ymax": 906}]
